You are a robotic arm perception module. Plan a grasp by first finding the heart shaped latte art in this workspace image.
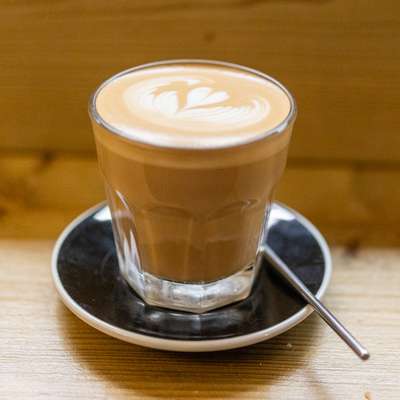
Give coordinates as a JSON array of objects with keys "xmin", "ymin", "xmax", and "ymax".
[{"xmin": 123, "ymin": 77, "xmax": 271, "ymax": 130}]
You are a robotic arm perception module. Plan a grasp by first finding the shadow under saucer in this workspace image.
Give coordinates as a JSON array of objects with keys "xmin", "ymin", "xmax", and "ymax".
[{"xmin": 57, "ymin": 301, "xmax": 323, "ymax": 399}]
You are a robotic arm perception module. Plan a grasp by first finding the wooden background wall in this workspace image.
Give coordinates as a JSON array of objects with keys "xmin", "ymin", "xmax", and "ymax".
[{"xmin": 0, "ymin": 1, "xmax": 399, "ymax": 244}]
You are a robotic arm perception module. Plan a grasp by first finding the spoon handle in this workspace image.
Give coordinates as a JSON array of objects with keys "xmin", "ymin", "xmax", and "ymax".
[{"xmin": 261, "ymin": 245, "xmax": 370, "ymax": 361}]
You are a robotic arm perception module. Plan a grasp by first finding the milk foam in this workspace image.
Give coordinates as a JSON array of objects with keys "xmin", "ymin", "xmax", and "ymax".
[
  {"xmin": 124, "ymin": 77, "xmax": 270, "ymax": 129},
  {"xmin": 94, "ymin": 63, "xmax": 291, "ymax": 148}
]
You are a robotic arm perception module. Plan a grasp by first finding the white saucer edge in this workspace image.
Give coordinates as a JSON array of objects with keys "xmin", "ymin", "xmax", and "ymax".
[{"xmin": 51, "ymin": 202, "xmax": 332, "ymax": 352}]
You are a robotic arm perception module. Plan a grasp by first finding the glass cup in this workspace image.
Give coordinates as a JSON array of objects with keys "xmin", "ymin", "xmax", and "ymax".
[{"xmin": 89, "ymin": 60, "xmax": 296, "ymax": 313}]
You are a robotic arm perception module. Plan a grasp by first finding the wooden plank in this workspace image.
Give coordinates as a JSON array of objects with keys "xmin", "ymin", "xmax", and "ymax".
[
  {"xmin": 1, "ymin": 240, "xmax": 399, "ymax": 398},
  {"xmin": 1, "ymin": 154, "xmax": 400, "ymax": 243},
  {"xmin": 0, "ymin": 1, "xmax": 399, "ymax": 161}
]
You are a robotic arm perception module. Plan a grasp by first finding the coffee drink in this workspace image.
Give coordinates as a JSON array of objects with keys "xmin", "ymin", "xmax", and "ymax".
[{"xmin": 90, "ymin": 61, "xmax": 295, "ymax": 312}]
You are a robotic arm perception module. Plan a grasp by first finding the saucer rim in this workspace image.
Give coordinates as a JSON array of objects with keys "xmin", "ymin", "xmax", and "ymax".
[{"xmin": 52, "ymin": 202, "xmax": 332, "ymax": 352}]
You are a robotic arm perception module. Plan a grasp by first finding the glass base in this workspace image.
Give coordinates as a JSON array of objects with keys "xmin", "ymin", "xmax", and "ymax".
[{"xmin": 118, "ymin": 252, "xmax": 262, "ymax": 313}]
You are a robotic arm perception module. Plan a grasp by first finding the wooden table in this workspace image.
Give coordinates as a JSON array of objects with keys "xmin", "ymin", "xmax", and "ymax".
[{"xmin": 1, "ymin": 222, "xmax": 399, "ymax": 399}]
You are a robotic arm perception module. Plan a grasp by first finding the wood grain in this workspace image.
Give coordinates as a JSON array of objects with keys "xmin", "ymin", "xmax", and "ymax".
[
  {"xmin": 0, "ymin": 1, "xmax": 399, "ymax": 161},
  {"xmin": 0, "ymin": 240, "xmax": 399, "ymax": 399},
  {"xmin": 1, "ymin": 154, "xmax": 400, "ymax": 243}
]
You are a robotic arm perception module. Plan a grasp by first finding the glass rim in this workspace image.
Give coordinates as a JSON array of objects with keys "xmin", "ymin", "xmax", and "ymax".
[{"xmin": 89, "ymin": 59, "xmax": 297, "ymax": 150}]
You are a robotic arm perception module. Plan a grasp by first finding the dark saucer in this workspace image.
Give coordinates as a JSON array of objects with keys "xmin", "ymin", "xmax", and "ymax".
[{"xmin": 52, "ymin": 202, "xmax": 331, "ymax": 351}]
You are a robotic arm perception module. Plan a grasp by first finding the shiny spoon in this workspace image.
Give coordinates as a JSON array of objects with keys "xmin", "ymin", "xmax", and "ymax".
[{"xmin": 261, "ymin": 244, "xmax": 370, "ymax": 361}]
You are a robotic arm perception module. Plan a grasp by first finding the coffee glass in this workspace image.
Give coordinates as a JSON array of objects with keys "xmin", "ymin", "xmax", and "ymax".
[{"xmin": 89, "ymin": 60, "xmax": 296, "ymax": 313}]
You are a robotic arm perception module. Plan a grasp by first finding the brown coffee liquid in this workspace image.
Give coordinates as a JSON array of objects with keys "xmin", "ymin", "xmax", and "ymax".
[{"xmin": 92, "ymin": 62, "xmax": 292, "ymax": 283}]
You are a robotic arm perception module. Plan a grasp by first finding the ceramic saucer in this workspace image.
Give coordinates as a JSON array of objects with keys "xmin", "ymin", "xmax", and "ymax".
[{"xmin": 52, "ymin": 202, "xmax": 332, "ymax": 352}]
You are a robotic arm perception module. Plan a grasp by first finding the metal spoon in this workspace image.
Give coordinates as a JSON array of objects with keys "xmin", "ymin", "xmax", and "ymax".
[{"xmin": 261, "ymin": 244, "xmax": 370, "ymax": 361}]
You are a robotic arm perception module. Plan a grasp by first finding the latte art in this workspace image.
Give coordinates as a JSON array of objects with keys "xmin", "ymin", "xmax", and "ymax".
[
  {"xmin": 95, "ymin": 63, "xmax": 291, "ymax": 148},
  {"xmin": 124, "ymin": 77, "xmax": 271, "ymax": 130}
]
